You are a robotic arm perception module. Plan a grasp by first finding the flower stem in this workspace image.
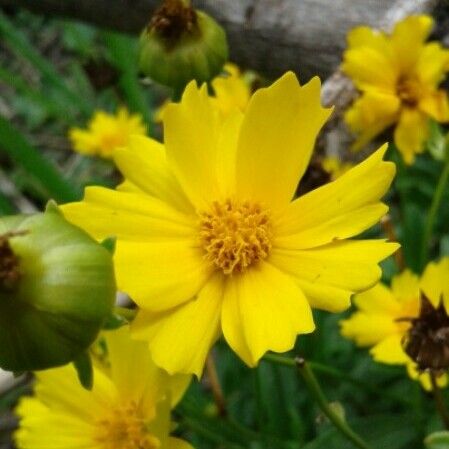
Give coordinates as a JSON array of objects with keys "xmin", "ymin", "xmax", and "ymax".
[
  {"xmin": 205, "ymin": 352, "xmax": 227, "ymax": 417},
  {"xmin": 295, "ymin": 357, "xmax": 372, "ymax": 449},
  {"xmin": 420, "ymin": 149, "xmax": 449, "ymax": 269},
  {"xmin": 380, "ymin": 214, "xmax": 405, "ymax": 271},
  {"xmin": 430, "ymin": 371, "xmax": 449, "ymax": 430}
]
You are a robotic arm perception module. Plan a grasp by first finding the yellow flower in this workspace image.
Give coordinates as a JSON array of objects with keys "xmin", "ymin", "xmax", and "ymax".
[
  {"xmin": 322, "ymin": 156, "xmax": 354, "ymax": 180},
  {"xmin": 69, "ymin": 108, "xmax": 147, "ymax": 159},
  {"xmin": 15, "ymin": 326, "xmax": 192, "ymax": 449},
  {"xmin": 62, "ymin": 72, "xmax": 398, "ymax": 376},
  {"xmin": 155, "ymin": 63, "xmax": 252, "ymax": 122},
  {"xmin": 340, "ymin": 259, "xmax": 449, "ymax": 390},
  {"xmin": 343, "ymin": 15, "xmax": 449, "ymax": 164}
]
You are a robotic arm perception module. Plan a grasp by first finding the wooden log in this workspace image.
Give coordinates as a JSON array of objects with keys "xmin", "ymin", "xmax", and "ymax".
[{"xmin": 0, "ymin": 0, "xmax": 440, "ymax": 79}]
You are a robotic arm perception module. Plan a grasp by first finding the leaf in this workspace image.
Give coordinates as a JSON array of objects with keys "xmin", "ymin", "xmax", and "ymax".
[
  {"xmin": 425, "ymin": 431, "xmax": 449, "ymax": 449},
  {"xmin": 73, "ymin": 352, "xmax": 93, "ymax": 391}
]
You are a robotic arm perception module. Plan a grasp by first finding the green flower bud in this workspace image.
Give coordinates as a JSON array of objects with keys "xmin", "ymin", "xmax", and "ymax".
[
  {"xmin": 139, "ymin": 0, "xmax": 228, "ymax": 92},
  {"xmin": 0, "ymin": 204, "xmax": 115, "ymax": 372}
]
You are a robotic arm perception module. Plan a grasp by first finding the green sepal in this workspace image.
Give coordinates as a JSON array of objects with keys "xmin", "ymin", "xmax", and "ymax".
[
  {"xmin": 103, "ymin": 313, "xmax": 128, "ymax": 330},
  {"xmin": 100, "ymin": 236, "xmax": 116, "ymax": 254},
  {"xmin": 45, "ymin": 200, "xmax": 62, "ymax": 215},
  {"xmin": 425, "ymin": 431, "xmax": 449, "ymax": 449},
  {"xmin": 73, "ymin": 351, "xmax": 94, "ymax": 391}
]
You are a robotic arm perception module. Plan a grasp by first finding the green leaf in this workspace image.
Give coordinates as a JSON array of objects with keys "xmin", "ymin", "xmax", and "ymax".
[
  {"xmin": 100, "ymin": 237, "xmax": 116, "ymax": 254},
  {"xmin": 73, "ymin": 352, "xmax": 93, "ymax": 391},
  {"xmin": 425, "ymin": 431, "xmax": 449, "ymax": 449},
  {"xmin": 426, "ymin": 120, "xmax": 446, "ymax": 162},
  {"xmin": 0, "ymin": 116, "xmax": 80, "ymax": 203}
]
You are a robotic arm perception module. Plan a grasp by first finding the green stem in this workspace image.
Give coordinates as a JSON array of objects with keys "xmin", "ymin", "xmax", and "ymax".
[
  {"xmin": 420, "ymin": 149, "xmax": 449, "ymax": 268},
  {"xmin": 430, "ymin": 371, "xmax": 449, "ymax": 430},
  {"xmin": 263, "ymin": 353, "xmax": 412, "ymax": 406},
  {"xmin": 295, "ymin": 357, "xmax": 372, "ymax": 449}
]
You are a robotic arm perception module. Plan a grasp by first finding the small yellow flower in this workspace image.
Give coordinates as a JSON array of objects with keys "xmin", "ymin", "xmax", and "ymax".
[
  {"xmin": 155, "ymin": 63, "xmax": 252, "ymax": 122},
  {"xmin": 14, "ymin": 326, "xmax": 192, "ymax": 449},
  {"xmin": 69, "ymin": 108, "xmax": 147, "ymax": 159},
  {"xmin": 340, "ymin": 259, "xmax": 449, "ymax": 390},
  {"xmin": 322, "ymin": 156, "xmax": 354, "ymax": 180},
  {"xmin": 343, "ymin": 15, "xmax": 449, "ymax": 164},
  {"xmin": 62, "ymin": 72, "xmax": 398, "ymax": 376}
]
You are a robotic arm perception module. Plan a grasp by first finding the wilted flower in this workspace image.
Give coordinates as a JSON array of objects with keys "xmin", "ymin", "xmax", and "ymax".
[
  {"xmin": 343, "ymin": 15, "xmax": 449, "ymax": 164},
  {"xmin": 15, "ymin": 326, "xmax": 192, "ymax": 449},
  {"xmin": 69, "ymin": 108, "xmax": 147, "ymax": 159},
  {"xmin": 340, "ymin": 259, "xmax": 449, "ymax": 390},
  {"xmin": 62, "ymin": 72, "xmax": 398, "ymax": 376}
]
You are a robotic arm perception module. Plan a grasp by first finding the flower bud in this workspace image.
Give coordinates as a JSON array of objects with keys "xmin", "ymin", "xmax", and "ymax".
[
  {"xmin": 139, "ymin": 0, "xmax": 228, "ymax": 92},
  {"xmin": 0, "ymin": 203, "xmax": 115, "ymax": 372}
]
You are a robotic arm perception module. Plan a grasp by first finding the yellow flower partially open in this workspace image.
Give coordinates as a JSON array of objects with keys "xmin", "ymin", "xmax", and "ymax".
[
  {"xmin": 62, "ymin": 72, "xmax": 398, "ymax": 376},
  {"xmin": 14, "ymin": 326, "xmax": 192, "ymax": 449},
  {"xmin": 69, "ymin": 108, "xmax": 147, "ymax": 159},
  {"xmin": 340, "ymin": 259, "xmax": 449, "ymax": 390},
  {"xmin": 343, "ymin": 15, "xmax": 449, "ymax": 164}
]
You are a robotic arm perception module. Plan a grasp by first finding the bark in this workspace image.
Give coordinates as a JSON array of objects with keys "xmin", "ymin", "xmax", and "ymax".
[{"xmin": 0, "ymin": 0, "xmax": 440, "ymax": 80}]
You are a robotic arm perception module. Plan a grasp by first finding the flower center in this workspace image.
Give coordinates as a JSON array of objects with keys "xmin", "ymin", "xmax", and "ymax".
[
  {"xmin": 94, "ymin": 402, "xmax": 160, "ymax": 449},
  {"xmin": 199, "ymin": 199, "xmax": 273, "ymax": 275},
  {"xmin": 396, "ymin": 76, "xmax": 421, "ymax": 107},
  {"xmin": 0, "ymin": 233, "xmax": 21, "ymax": 292}
]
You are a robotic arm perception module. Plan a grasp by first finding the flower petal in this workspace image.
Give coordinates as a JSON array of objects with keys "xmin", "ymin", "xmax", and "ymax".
[
  {"xmin": 61, "ymin": 187, "xmax": 196, "ymax": 242},
  {"xmin": 270, "ymin": 240, "xmax": 399, "ymax": 312},
  {"xmin": 164, "ymin": 82, "xmax": 221, "ymax": 209},
  {"xmin": 115, "ymin": 240, "xmax": 212, "ymax": 312},
  {"xmin": 416, "ymin": 42, "xmax": 449, "ymax": 87},
  {"xmin": 391, "ymin": 15, "xmax": 433, "ymax": 72},
  {"xmin": 131, "ymin": 274, "xmax": 224, "ymax": 377},
  {"xmin": 370, "ymin": 334, "xmax": 409, "ymax": 364},
  {"xmin": 222, "ymin": 262, "xmax": 314, "ymax": 366},
  {"xmin": 340, "ymin": 311, "xmax": 398, "ymax": 346},
  {"xmin": 394, "ymin": 108, "xmax": 428, "ymax": 164},
  {"xmin": 275, "ymin": 145, "xmax": 394, "ymax": 249},
  {"xmin": 419, "ymin": 90, "xmax": 449, "ymax": 122},
  {"xmin": 420, "ymin": 257, "xmax": 449, "ymax": 310},
  {"xmin": 353, "ymin": 283, "xmax": 399, "ymax": 314},
  {"xmin": 113, "ymin": 135, "xmax": 192, "ymax": 213},
  {"xmin": 235, "ymin": 72, "xmax": 332, "ymax": 210},
  {"xmin": 343, "ymin": 27, "xmax": 397, "ymax": 91},
  {"xmin": 345, "ymin": 92, "xmax": 400, "ymax": 151},
  {"xmin": 391, "ymin": 269, "xmax": 420, "ymax": 304}
]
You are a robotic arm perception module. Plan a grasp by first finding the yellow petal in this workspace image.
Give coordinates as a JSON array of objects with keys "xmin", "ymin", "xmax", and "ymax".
[
  {"xmin": 235, "ymin": 72, "xmax": 332, "ymax": 210},
  {"xmin": 105, "ymin": 327, "xmax": 190, "ymax": 408},
  {"xmin": 222, "ymin": 262, "xmax": 314, "ymax": 366},
  {"xmin": 113, "ymin": 135, "xmax": 192, "ymax": 214},
  {"xmin": 345, "ymin": 91, "xmax": 400, "ymax": 151},
  {"xmin": 164, "ymin": 82, "xmax": 221, "ymax": 209},
  {"xmin": 391, "ymin": 269, "xmax": 420, "ymax": 304},
  {"xmin": 15, "ymin": 398, "xmax": 94, "ymax": 449},
  {"xmin": 391, "ymin": 15, "xmax": 433, "ymax": 72},
  {"xmin": 420, "ymin": 257, "xmax": 449, "ymax": 310},
  {"xmin": 131, "ymin": 274, "xmax": 224, "ymax": 377},
  {"xmin": 393, "ymin": 108, "xmax": 428, "ymax": 164},
  {"xmin": 406, "ymin": 361, "xmax": 448, "ymax": 391},
  {"xmin": 115, "ymin": 240, "xmax": 212, "ymax": 312},
  {"xmin": 61, "ymin": 187, "xmax": 196, "ymax": 242},
  {"xmin": 340, "ymin": 311, "xmax": 398, "ymax": 346},
  {"xmin": 370, "ymin": 334, "xmax": 409, "ymax": 364},
  {"xmin": 270, "ymin": 240, "xmax": 399, "ymax": 312},
  {"xmin": 353, "ymin": 282, "xmax": 399, "ymax": 314},
  {"xmin": 419, "ymin": 90, "xmax": 449, "ymax": 122},
  {"xmin": 275, "ymin": 145, "xmax": 394, "ymax": 249},
  {"xmin": 416, "ymin": 42, "xmax": 449, "ymax": 87},
  {"xmin": 343, "ymin": 28, "xmax": 397, "ymax": 91}
]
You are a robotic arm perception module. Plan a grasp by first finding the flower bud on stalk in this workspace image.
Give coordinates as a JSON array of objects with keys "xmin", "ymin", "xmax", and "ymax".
[
  {"xmin": 0, "ymin": 204, "xmax": 115, "ymax": 373},
  {"xmin": 139, "ymin": 0, "xmax": 228, "ymax": 94}
]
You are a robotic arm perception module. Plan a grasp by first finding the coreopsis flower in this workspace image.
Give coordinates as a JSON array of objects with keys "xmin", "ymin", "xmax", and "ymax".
[
  {"xmin": 69, "ymin": 108, "xmax": 147, "ymax": 159},
  {"xmin": 15, "ymin": 326, "xmax": 192, "ymax": 449},
  {"xmin": 340, "ymin": 259, "xmax": 449, "ymax": 390},
  {"xmin": 322, "ymin": 156, "xmax": 354, "ymax": 180},
  {"xmin": 343, "ymin": 15, "xmax": 449, "ymax": 164},
  {"xmin": 62, "ymin": 72, "xmax": 398, "ymax": 376}
]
